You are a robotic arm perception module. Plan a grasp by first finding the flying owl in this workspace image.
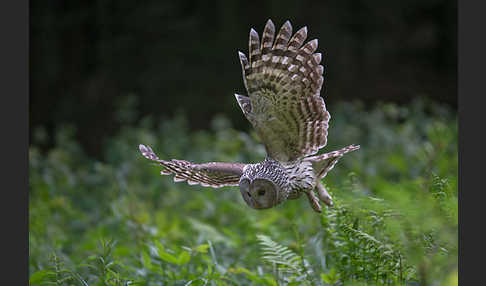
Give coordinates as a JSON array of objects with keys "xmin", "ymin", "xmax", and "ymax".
[{"xmin": 139, "ymin": 19, "xmax": 359, "ymax": 213}]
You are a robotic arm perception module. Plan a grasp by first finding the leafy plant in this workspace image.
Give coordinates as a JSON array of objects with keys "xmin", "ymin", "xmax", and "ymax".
[
  {"xmin": 257, "ymin": 234, "xmax": 312, "ymax": 285},
  {"xmin": 29, "ymin": 98, "xmax": 457, "ymax": 285}
]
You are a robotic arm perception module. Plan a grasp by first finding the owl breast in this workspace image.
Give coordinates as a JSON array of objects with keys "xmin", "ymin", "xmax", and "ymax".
[
  {"xmin": 240, "ymin": 158, "xmax": 316, "ymax": 205},
  {"xmin": 282, "ymin": 160, "xmax": 316, "ymax": 199}
]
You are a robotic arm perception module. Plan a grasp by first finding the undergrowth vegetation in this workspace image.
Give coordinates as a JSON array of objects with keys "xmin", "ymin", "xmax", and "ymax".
[{"xmin": 29, "ymin": 99, "xmax": 457, "ymax": 285}]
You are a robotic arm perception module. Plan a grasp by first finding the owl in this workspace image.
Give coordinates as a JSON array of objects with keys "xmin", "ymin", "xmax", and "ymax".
[{"xmin": 139, "ymin": 20, "xmax": 359, "ymax": 213}]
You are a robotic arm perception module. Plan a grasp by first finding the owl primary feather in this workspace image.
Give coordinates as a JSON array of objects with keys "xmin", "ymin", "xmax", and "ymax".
[{"xmin": 139, "ymin": 20, "xmax": 359, "ymax": 213}]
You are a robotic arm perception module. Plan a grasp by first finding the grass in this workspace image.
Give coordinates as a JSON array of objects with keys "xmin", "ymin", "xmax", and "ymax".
[{"xmin": 29, "ymin": 98, "xmax": 457, "ymax": 285}]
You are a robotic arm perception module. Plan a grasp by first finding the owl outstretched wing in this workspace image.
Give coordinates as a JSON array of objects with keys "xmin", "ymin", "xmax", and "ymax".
[
  {"xmin": 236, "ymin": 20, "xmax": 330, "ymax": 162},
  {"xmin": 139, "ymin": 144, "xmax": 246, "ymax": 188},
  {"xmin": 305, "ymin": 144, "xmax": 360, "ymax": 179}
]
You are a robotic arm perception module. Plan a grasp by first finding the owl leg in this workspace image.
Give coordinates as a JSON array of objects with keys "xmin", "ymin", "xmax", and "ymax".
[
  {"xmin": 305, "ymin": 190, "xmax": 322, "ymax": 213},
  {"xmin": 316, "ymin": 182, "xmax": 333, "ymax": 207}
]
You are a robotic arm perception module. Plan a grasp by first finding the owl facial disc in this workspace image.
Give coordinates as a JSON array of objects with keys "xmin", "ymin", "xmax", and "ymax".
[{"xmin": 239, "ymin": 178, "xmax": 278, "ymax": 209}]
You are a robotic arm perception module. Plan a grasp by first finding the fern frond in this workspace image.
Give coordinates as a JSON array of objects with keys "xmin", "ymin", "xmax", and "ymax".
[
  {"xmin": 342, "ymin": 224, "xmax": 393, "ymax": 251},
  {"xmin": 256, "ymin": 234, "xmax": 302, "ymax": 273}
]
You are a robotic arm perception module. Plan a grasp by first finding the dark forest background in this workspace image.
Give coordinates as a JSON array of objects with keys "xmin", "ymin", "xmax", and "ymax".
[{"xmin": 30, "ymin": 0, "xmax": 457, "ymax": 159}]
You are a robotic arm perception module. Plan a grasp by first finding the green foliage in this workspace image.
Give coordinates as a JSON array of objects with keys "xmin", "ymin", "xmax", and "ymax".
[
  {"xmin": 29, "ymin": 99, "xmax": 457, "ymax": 285},
  {"xmin": 256, "ymin": 234, "xmax": 311, "ymax": 285}
]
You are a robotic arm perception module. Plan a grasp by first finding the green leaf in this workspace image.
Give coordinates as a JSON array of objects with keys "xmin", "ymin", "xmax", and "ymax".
[
  {"xmin": 321, "ymin": 268, "xmax": 340, "ymax": 284},
  {"xmin": 261, "ymin": 275, "xmax": 278, "ymax": 286},
  {"xmin": 194, "ymin": 244, "xmax": 210, "ymax": 254},
  {"xmin": 321, "ymin": 273, "xmax": 332, "ymax": 284},
  {"xmin": 207, "ymin": 263, "xmax": 212, "ymax": 275},
  {"xmin": 177, "ymin": 251, "xmax": 191, "ymax": 265},
  {"xmin": 158, "ymin": 249, "xmax": 179, "ymax": 265},
  {"xmin": 154, "ymin": 240, "xmax": 165, "ymax": 252},
  {"xmin": 29, "ymin": 270, "xmax": 56, "ymax": 285},
  {"xmin": 141, "ymin": 251, "xmax": 152, "ymax": 269},
  {"xmin": 229, "ymin": 267, "xmax": 277, "ymax": 286}
]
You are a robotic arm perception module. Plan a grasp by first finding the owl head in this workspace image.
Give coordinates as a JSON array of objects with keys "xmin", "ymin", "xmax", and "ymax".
[{"xmin": 238, "ymin": 159, "xmax": 289, "ymax": 209}]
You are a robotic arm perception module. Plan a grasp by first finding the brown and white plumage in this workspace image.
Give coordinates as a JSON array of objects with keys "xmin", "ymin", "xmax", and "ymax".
[
  {"xmin": 236, "ymin": 20, "xmax": 330, "ymax": 162},
  {"xmin": 139, "ymin": 20, "xmax": 360, "ymax": 213},
  {"xmin": 139, "ymin": 144, "xmax": 245, "ymax": 188}
]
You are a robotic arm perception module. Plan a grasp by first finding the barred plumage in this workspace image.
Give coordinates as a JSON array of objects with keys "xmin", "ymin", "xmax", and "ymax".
[
  {"xmin": 239, "ymin": 19, "xmax": 330, "ymax": 162},
  {"xmin": 139, "ymin": 20, "xmax": 360, "ymax": 213},
  {"xmin": 139, "ymin": 144, "xmax": 244, "ymax": 188},
  {"xmin": 305, "ymin": 144, "xmax": 361, "ymax": 178}
]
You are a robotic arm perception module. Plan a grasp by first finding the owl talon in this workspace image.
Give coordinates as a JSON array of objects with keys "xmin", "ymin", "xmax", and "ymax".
[
  {"xmin": 316, "ymin": 182, "xmax": 333, "ymax": 207},
  {"xmin": 306, "ymin": 191, "xmax": 322, "ymax": 213}
]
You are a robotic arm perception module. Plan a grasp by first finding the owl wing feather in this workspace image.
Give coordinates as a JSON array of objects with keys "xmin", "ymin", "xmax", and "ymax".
[
  {"xmin": 237, "ymin": 20, "xmax": 330, "ymax": 162},
  {"xmin": 305, "ymin": 144, "xmax": 360, "ymax": 179},
  {"xmin": 139, "ymin": 144, "xmax": 246, "ymax": 188}
]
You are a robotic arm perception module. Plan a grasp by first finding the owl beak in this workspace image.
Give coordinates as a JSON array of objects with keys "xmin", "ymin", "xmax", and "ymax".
[{"xmin": 252, "ymin": 200, "xmax": 261, "ymax": 209}]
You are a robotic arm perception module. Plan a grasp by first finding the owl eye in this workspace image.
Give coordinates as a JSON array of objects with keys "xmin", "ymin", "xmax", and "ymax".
[{"xmin": 258, "ymin": 189, "xmax": 266, "ymax": 196}]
